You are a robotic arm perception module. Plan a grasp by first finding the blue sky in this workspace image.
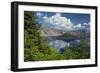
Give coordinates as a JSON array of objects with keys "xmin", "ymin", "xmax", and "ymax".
[
  {"xmin": 62, "ymin": 13, "xmax": 90, "ymax": 25},
  {"xmin": 35, "ymin": 11, "xmax": 90, "ymax": 31}
]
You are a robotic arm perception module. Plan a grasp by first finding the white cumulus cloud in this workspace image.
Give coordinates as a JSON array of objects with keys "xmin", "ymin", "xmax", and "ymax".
[
  {"xmin": 37, "ymin": 12, "xmax": 90, "ymax": 31},
  {"xmin": 41, "ymin": 13, "xmax": 74, "ymax": 31},
  {"xmin": 73, "ymin": 24, "xmax": 82, "ymax": 29},
  {"xmin": 36, "ymin": 12, "xmax": 43, "ymax": 17}
]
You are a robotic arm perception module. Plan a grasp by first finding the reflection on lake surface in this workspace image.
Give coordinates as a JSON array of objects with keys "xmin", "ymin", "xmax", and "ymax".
[
  {"xmin": 47, "ymin": 37, "xmax": 81, "ymax": 52},
  {"xmin": 42, "ymin": 27, "xmax": 90, "ymax": 53}
]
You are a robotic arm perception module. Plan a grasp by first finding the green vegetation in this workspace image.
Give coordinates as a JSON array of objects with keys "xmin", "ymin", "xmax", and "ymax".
[
  {"xmin": 24, "ymin": 11, "xmax": 90, "ymax": 62},
  {"xmin": 24, "ymin": 11, "xmax": 59, "ymax": 61}
]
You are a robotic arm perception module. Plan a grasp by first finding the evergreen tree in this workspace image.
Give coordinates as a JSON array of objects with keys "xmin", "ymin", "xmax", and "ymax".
[
  {"xmin": 24, "ymin": 11, "xmax": 58, "ymax": 61},
  {"xmin": 74, "ymin": 39, "xmax": 90, "ymax": 59}
]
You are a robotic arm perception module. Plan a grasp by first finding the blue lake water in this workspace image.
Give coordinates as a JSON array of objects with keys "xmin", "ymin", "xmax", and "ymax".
[{"xmin": 48, "ymin": 39, "xmax": 81, "ymax": 52}]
